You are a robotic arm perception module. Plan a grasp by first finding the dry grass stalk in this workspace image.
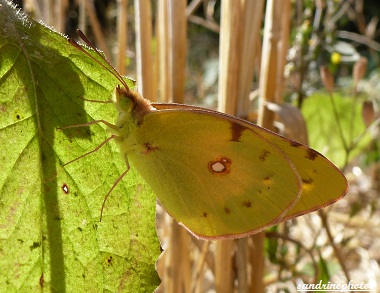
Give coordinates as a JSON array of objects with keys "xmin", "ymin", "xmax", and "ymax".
[
  {"xmin": 83, "ymin": 0, "xmax": 110, "ymax": 58},
  {"xmin": 254, "ymin": 1, "xmax": 291, "ymax": 289},
  {"xmin": 320, "ymin": 65, "xmax": 334, "ymax": 95},
  {"xmin": 217, "ymin": 0, "xmax": 242, "ymax": 115},
  {"xmin": 215, "ymin": 239, "xmax": 234, "ymax": 293},
  {"xmin": 157, "ymin": 0, "xmax": 171, "ymax": 102},
  {"xmin": 56, "ymin": 0, "xmax": 68, "ymax": 33},
  {"xmin": 236, "ymin": 0, "xmax": 265, "ymax": 118},
  {"xmin": 217, "ymin": 0, "xmax": 267, "ymax": 292},
  {"xmin": 134, "ymin": 0, "xmax": 156, "ymax": 101},
  {"xmin": 353, "ymin": 56, "xmax": 368, "ymax": 95},
  {"xmin": 116, "ymin": 0, "xmax": 128, "ymax": 74},
  {"xmin": 169, "ymin": 0, "xmax": 187, "ymax": 103},
  {"xmin": 258, "ymin": 0, "xmax": 287, "ymax": 131}
]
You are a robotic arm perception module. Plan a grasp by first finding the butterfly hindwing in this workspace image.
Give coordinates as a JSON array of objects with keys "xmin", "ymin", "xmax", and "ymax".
[
  {"xmin": 153, "ymin": 103, "xmax": 348, "ymax": 220},
  {"xmin": 254, "ymin": 131, "xmax": 348, "ymax": 220}
]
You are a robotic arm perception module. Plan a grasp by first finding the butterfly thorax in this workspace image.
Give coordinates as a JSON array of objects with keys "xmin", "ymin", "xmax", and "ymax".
[{"xmin": 113, "ymin": 85, "xmax": 153, "ymax": 132}]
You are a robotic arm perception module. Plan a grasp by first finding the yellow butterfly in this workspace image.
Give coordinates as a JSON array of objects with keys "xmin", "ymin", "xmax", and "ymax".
[{"xmin": 67, "ymin": 30, "xmax": 348, "ymax": 240}]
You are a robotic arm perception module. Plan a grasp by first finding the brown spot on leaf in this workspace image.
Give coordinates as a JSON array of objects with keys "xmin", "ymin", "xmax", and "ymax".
[
  {"xmin": 61, "ymin": 183, "xmax": 69, "ymax": 194},
  {"xmin": 39, "ymin": 274, "xmax": 44, "ymax": 287},
  {"xmin": 202, "ymin": 212, "xmax": 208, "ymax": 218}
]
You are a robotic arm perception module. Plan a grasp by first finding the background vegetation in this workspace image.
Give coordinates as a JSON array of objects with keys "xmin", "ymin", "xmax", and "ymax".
[{"xmin": 2, "ymin": 0, "xmax": 380, "ymax": 292}]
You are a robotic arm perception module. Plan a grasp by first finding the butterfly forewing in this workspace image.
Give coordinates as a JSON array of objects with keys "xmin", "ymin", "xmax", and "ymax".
[{"xmin": 125, "ymin": 110, "xmax": 303, "ymax": 239}]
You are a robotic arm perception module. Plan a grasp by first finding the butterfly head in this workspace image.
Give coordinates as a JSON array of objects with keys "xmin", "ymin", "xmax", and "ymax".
[{"xmin": 113, "ymin": 85, "xmax": 154, "ymax": 126}]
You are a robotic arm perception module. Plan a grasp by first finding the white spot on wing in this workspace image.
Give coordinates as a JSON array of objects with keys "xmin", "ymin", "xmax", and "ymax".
[
  {"xmin": 208, "ymin": 157, "xmax": 231, "ymax": 175},
  {"xmin": 211, "ymin": 162, "xmax": 225, "ymax": 172}
]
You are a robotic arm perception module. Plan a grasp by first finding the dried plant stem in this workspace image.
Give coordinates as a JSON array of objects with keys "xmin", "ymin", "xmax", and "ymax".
[
  {"xmin": 328, "ymin": 93, "xmax": 349, "ymax": 152},
  {"xmin": 266, "ymin": 231, "xmax": 319, "ymax": 282},
  {"xmin": 116, "ymin": 0, "xmax": 128, "ymax": 74},
  {"xmin": 258, "ymin": 0, "xmax": 286, "ymax": 131},
  {"xmin": 169, "ymin": 0, "xmax": 187, "ymax": 103},
  {"xmin": 250, "ymin": 233, "xmax": 264, "ymax": 292},
  {"xmin": 236, "ymin": 238, "xmax": 249, "ymax": 292},
  {"xmin": 253, "ymin": 0, "xmax": 291, "ymax": 290},
  {"xmin": 56, "ymin": 0, "xmax": 68, "ymax": 33},
  {"xmin": 190, "ymin": 241, "xmax": 210, "ymax": 293},
  {"xmin": 135, "ymin": 0, "xmax": 156, "ymax": 101},
  {"xmin": 215, "ymin": 239, "xmax": 234, "ymax": 293},
  {"xmin": 157, "ymin": 0, "xmax": 171, "ymax": 102},
  {"xmin": 83, "ymin": 0, "xmax": 110, "ymax": 58},
  {"xmin": 318, "ymin": 210, "xmax": 351, "ymax": 281}
]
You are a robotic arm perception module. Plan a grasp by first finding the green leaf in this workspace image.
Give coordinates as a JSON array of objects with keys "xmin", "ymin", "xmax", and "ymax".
[
  {"xmin": 302, "ymin": 92, "xmax": 372, "ymax": 168},
  {"xmin": 0, "ymin": 1, "xmax": 160, "ymax": 292},
  {"xmin": 317, "ymin": 251, "xmax": 330, "ymax": 286}
]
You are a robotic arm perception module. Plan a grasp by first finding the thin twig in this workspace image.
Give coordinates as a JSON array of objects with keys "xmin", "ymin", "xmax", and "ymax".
[
  {"xmin": 318, "ymin": 210, "xmax": 351, "ymax": 282},
  {"xmin": 329, "ymin": 92, "xmax": 349, "ymax": 151}
]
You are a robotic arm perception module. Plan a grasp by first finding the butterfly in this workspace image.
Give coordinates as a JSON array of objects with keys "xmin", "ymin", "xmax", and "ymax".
[{"xmin": 66, "ymin": 30, "xmax": 348, "ymax": 240}]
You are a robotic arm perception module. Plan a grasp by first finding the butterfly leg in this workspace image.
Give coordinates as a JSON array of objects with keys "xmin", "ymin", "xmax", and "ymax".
[
  {"xmin": 61, "ymin": 134, "xmax": 122, "ymax": 166},
  {"xmin": 100, "ymin": 159, "xmax": 130, "ymax": 221},
  {"xmin": 57, "ymin": 119, "xmax": 120, "ymax": 132},
  {"xmin": 58, "ymin": 119, "xmax": 123, "ymax": 165}
]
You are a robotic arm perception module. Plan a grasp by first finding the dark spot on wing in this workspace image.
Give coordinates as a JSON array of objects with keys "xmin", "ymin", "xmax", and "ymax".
[
  {"xmin": 264, "ymin": 173, "xmax": 274, "ymax": 181},
  {"xmin": 144, "ymin": 143, "xmax": 159, "ymax": 154},
  {"xmin": 290, "ymin": 140, "xmax": 302, "ymax": 147},
  {"xmin": 230, "ymin": 122, "xmax": 246, "ymax": 142},
  {"xmin": 259, "ymin": 149, "xmax": 270, "ymax": 162},
  {"xmin": 224, "ymin": 207, "xmax": 231, "ymax": 214},
  {"xmin": 302, "ymin": 178, "xmax": 314, "ymax": 184},
  {"xmin": 305, "ymin": 148, "xmax": 318, "ymax": 161},
  {"xmin": 242, "ymin": 201, "xmax": 252, "ymax": 208},
  {"xmin": 202, "ymin": 212, "xmax": 208, "ymax": 218}
]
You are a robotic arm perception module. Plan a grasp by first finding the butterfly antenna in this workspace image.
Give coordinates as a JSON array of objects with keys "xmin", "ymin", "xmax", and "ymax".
[{"xmin": 69, "ymin": 29, "xmax": 130, "ymax": 91}]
